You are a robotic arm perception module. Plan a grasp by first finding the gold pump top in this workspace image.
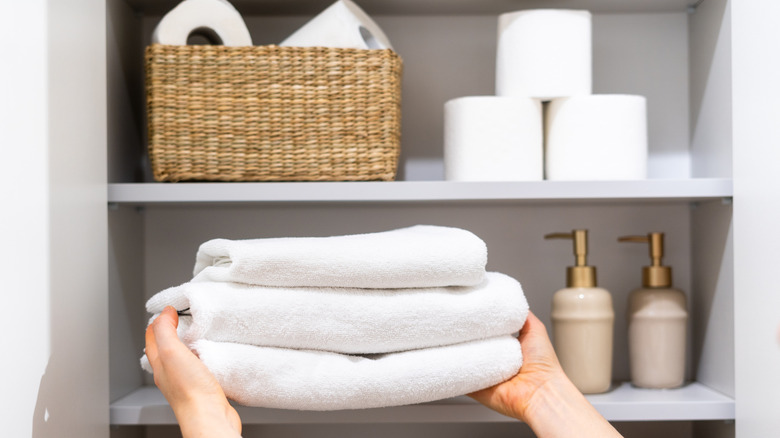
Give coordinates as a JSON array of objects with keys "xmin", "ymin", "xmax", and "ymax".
[
  {"xmin": 618, "ymin": 232, "xmax": 672, "ymax": 288},
  {"xmin": 545, "ymin": 229, "xmax": 597, "ymax": 288}
]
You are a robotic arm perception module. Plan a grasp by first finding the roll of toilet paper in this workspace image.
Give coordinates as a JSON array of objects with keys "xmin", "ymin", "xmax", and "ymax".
[
  {"xmin": 151, "ymin": 0, "xmax": 252, "ymax": 46},
  {"xmin": 280, "ymin": 0, "xmax": 392, "ymax": 50},
  {"xmin": 444, "ymin": 96, "xmax": 543, "ymax": 181},
  {"xmin": 545, "ymin": 95, "xmax": 648, "ymax": 180},
  {"xmin": 496, "ymin": 9, "xmax": 592, "ymax": 100}
]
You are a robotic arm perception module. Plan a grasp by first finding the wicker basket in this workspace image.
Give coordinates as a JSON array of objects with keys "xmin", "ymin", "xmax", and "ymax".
[{"xmin": 145, "ymin": 44, "xmax": 402, "ymax": 182}]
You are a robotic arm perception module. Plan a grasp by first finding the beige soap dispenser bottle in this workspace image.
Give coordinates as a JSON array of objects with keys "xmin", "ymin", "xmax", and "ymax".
[
  {"xmin": 619, "ymin": 232, "xmax": 688, "ymax": 389},
  {"xmin": 545, "ymin": 229, "xmax": 614, "ymax": 394}
]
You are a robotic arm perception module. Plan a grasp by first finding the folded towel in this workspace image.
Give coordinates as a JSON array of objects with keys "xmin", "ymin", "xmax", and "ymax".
[
  {"xmin": 191, "ymin": 225, "xmax": 488, "ymax": 288},
  {"xmin": 146, "ymin": 272, "xmax": 528, "ymax": 354},
  {"xmin": 142, "ymin": 335, "xmax": 522, "ymax": 410}
]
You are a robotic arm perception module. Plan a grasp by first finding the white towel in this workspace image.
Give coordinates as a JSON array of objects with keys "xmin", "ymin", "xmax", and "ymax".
[
  {"xmin": 146, "ymin": 272, "xmax": 528, "ymax": 354},
  {"xmin": 143, "ymin": 335, "xmax": 522, "ymax": 410},
  {"xmin": 191, "ymin": 225, "xmax": 488, "ymax": 288}
]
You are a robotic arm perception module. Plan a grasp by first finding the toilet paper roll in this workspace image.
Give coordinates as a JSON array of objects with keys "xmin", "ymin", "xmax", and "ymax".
[
  {"xmin": 545, "ymin": 95, "xmax": 648, "ymax": 180},
  {"xmin": 444, "ymin": 97, "xmax": 543, "ymax": 181},
  {"xmin": 496, "ymin": 9, "xmax": 592, "ymax": 100},
  {"xmin": 152, "ymin": 0, "xmax": 252, "ymax": 46},
  {"xmin": 280, "ymin": 0, "xmax": 392, "ymax": 50}
]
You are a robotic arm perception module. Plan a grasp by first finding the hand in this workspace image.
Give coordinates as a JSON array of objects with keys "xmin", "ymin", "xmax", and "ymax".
[
  {"xmin": 469, "ymin": 311, "xmax": 561, "ymax": 421},
  {"xmin": 145, "ymin": 306, "xmax": 242, "ymax": 438},
  {"xmin": 469, "ymin": 312, "xmax": 622, "ymax": 438}
]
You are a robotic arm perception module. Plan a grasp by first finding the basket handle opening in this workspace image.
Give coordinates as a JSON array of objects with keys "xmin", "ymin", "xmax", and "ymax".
[
  {"xmin": 187, "ymin": 26, "xmax": 224, "ymax": 45},
  {"xmin": 359, "ymin": 26, "xmax": 381, "ymax": 50}
]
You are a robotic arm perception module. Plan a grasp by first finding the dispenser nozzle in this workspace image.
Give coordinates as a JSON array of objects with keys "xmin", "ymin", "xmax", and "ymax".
[
  {"xmin": 618, "ymin": 232, "xmax": 672, "ymax": 288},
  {"xmin": 545, "ymin": 230, "xmax": 589, "ymax": 266},
  {"xmin": 545, "ymin": 229, "xmax": 596, "ymax": 288}
]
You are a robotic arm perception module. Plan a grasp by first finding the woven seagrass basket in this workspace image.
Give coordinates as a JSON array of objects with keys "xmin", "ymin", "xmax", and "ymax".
[{"xmin": 145, "ymin": 44, "xmax": 402, "ymax": 182}]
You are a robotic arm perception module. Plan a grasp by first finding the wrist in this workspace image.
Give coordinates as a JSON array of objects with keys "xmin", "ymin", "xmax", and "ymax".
[
  {"xmin": 520, "ymin": 369, "xmax": 574, "ymax": 423},
  {"xmin": 522, "ymin": 372, "xmax": 622, "ymax": 438},
  {"xmin": 174, "ymin": 398, "xmax": 242, "ymax": 438}
]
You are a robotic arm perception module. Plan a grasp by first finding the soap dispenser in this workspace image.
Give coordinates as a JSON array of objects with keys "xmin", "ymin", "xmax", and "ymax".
[
  {"xmin": 619, "ymin": 232, "xmax": 687, "ymax": 389},
  {"xmin": 545, "ymin": 229, "xmax": 614, "ymax": 394}
]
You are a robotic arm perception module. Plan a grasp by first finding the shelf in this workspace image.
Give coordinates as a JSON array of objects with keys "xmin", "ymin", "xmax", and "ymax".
[
  {"xmin": 110, "ymin": 382, "xmax": 734, "ymax": 425},
  {"xmin": 125, "ymin": 0, "xmax": 694, "ymax": 15},
  {"xmin": 107, "ymin": 178, "xmax": 732, "ymax": 205},
  {"xmin": 586, "ymin": 382, "xmax": 734, "ymax": 422}
]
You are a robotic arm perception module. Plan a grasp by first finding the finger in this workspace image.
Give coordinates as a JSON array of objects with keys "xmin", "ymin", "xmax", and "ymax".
[
  {"xmin": 526, "ymin": 311, "xmax": 542, "ymax": 328},
  {"xmin": 468, "ymin": 386, "xmax": 490, "ymax": 403},
  {"xmin": 518, "ymin": 311, "xmax": 537, "ymax": 340},
  {"xmin": 151, "ymin": 306, "xmax": 182, "ymax": 349},
  {"xmin": 468, "ymin": 382, "xmax": 511, "ymax": 417},
  {"xmin": 162, "ymin": 305, "xmax": 180, "ymax": 327},
  {"xmin": 166, "ymin": 306, "xmax": 180, "ymax": 325},
  {"xmin": 469, "ymin": 379, "xmax": 501, "ymax": 399},
  {"xmin": 521, "ymin": 312, "xmax": 548, "ymax": 338},
  {"xmin": 145, "ymin": 319, "xmax": 160, "ymax": 370}
]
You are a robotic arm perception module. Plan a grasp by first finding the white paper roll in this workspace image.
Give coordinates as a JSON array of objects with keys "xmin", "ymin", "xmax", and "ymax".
[
  {"xmin": 496, "ymin": 9, "xmax": 592, "ymax": 100},
  {"xmin": 545, "ymin": 95, "xmax": 648, "ymax": 180},
  {"xmin": 444, "ymin": 96, "xmax": 543, "ymax": 181},
  {"xmin": 280, "ymin": 0, "xmax": 392, "ymax": 50},
  {"xmin": 151, "ymin": 0, "xmax": 252, "ymax": 46}
]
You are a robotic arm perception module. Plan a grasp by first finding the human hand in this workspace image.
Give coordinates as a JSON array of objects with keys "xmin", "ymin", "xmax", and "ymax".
[
  {"xmin": 469, "ymin": 312, "xmax": 622, "ymax": 438},
  {"xmin": 145, "ymin": 306, "xmax": 242, "ymax": 438},
  {"xmin": 469, "ymin": 311, "xmax": 562, "ymax": 421}
]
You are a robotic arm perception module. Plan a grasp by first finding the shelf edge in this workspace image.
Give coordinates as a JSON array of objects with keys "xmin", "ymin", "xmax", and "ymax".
[
  {"xmin": 110, "ymin": 382, "xmax": 735, "ymax": 425},
  {"xmin": 107, "ymin": 179, "xmax": 734, "ymax": 204}
]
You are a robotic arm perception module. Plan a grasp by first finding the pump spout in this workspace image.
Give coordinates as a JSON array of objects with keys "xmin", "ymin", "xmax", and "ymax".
[
  {"xmin": 545, "ymin": 229, "xmax": 596, "ymax": 288},
  {"xmin": 618, "ymin": 232, "xmax": 672, "ymax": 288}
]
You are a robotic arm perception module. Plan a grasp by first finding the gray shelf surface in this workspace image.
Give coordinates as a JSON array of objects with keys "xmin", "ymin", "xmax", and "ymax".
[{"xmin": 111, "ymin": 382, "xmax": 735, "ymax": 425}]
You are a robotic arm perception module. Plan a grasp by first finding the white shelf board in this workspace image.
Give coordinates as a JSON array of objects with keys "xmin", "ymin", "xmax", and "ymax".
[
  {"xmin": 108, "ymin": 178, "xmax": 732, "ymax": 204},
  {"xmin": 110, "ymin": 382, "xmax": 734, "ymax": 425},
  {"xmin": 586, "ymin": 382, "xmax": 735, "ymax": 422}
]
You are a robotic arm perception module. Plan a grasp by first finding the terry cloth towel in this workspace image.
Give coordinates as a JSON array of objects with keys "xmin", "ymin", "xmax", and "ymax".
[
  {"xmin": 142, "ymin": 335, "xmax": 522, "ymax": 410},
  {"xmin": 191, "ymin": 225, "xmax": 488, "ymax": 288},
  {"xmin": 146, "ymin": 272, "xmax": 529, "ymax": 354}
]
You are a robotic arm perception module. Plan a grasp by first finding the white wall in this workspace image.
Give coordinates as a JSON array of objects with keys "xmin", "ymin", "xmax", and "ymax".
[{"xmin": 0, "ymin": 1, "xmax": 51, "ymax": 436}]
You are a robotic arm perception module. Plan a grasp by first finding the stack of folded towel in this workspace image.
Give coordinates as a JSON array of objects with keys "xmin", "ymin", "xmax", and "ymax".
[{"xmin": 141, "ymin": 225, "xmax": 529, "ymax": 410}]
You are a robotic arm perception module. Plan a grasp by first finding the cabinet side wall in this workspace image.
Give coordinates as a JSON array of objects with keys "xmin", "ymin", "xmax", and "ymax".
[
  {"xmin": 40, "ymin": 0, "xmax": 109, "ymax": 436},
  {"xmin": 689, "ymin": 0, "xmax": 733, "ymax": 177},
  {"xmin": 690, "ymin": 202, "xmax": 734, "ymax": 397},
  {"xmin": 732, "ymin": 0, "xmax": 780, "ymax": 435}
]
